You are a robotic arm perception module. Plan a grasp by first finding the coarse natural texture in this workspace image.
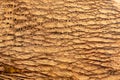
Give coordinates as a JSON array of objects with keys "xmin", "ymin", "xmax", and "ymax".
[{"xmin": 0, "ymin": 0, "xmax": 120, "ymax": 80}]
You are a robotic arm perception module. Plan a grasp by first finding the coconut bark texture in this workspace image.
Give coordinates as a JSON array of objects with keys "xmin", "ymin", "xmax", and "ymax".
[{"xmin": 0, "ymin": 0, "xmax": 120, "ymax": 80}]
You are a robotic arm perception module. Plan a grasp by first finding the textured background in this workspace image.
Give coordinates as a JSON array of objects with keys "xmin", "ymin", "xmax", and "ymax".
[{"xmin": 0, "ymin": 0, "xmax": 120, "ymax": 80}]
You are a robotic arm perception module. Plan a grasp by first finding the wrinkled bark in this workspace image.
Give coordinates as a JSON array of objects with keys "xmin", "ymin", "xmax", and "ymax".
[{"xmin": 0, "ymin": 0, "xmax": 120, "ymax": 80}]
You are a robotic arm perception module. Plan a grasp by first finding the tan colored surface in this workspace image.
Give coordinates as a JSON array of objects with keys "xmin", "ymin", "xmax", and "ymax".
[{"xmin": 0, "ymin": 0, "xmax": 120, "ymax": 80}]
